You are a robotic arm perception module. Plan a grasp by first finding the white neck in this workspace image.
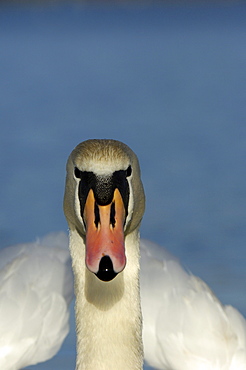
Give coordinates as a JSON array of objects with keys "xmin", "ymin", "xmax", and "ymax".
[{"xmin": 69, "ymin": 227, "xmax": 143, "ymax": 370}]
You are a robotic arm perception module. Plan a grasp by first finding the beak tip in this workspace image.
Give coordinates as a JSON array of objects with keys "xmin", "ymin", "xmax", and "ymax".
[{"xmin": 95, "ymin": 255, "xmax": 118, "ymax": 281}]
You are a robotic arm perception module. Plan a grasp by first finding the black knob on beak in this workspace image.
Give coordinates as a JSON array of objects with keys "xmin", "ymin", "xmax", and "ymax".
[{"xmin": 96, "ymin": 256, "xmax": 117, "ymax": 282}]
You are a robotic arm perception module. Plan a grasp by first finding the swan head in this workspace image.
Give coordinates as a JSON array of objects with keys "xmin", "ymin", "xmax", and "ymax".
[{"xmin": 64, "ymin": 139, "xmax": 145, "ymax": 282}]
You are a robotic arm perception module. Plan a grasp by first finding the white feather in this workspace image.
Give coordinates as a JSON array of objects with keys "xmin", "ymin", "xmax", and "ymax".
[
  {"xmin": 0, "ymin": 232, "xmax": 73, "ymax": 370},
  {"xmin": 1, "ymin": 235, "xmax": 245, "ymax": 370},
  {"xmin": 140, "ymin": 239, "xmax": 246, "ymax": 370}
]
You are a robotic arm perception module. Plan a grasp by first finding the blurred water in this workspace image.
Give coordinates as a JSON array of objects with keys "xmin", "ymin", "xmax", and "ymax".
[{"xmin": 0, "ymin": 1, "xmax": 246, "ymax": 369}]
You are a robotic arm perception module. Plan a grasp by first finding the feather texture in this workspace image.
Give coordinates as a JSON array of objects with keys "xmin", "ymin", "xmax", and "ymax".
[
  {"xmin": 0, "ymin": 232, "xmax": 73, "ymax": 370},
  {"xmin": 140, "ymin": 239, "xmax": 246, "ymax": 370}
]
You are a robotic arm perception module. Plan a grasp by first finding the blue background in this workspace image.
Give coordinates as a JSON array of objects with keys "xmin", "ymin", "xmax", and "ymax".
[{"xmin": 1, "ymin": 2, "xmax": 246, "ymax": 368}]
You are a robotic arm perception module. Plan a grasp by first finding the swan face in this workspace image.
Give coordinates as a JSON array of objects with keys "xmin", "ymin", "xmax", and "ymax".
[{"xmin": 64, "ymin": 139, "xmax": 145, "ymax": 282}]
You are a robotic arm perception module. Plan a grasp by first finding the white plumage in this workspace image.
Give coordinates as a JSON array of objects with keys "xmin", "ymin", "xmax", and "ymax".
[
  {"xmin": 0, "ymin": 232, "xmax": 73, "ymax": 370},
  {"xmin": 1, "ymin": 138, "xmax": 246, "ymax": 370},
  {"xmin": 0, "ymin": 234, "xmax": 245, "ymax": 369},
  {"xmin": 140, "ymin": 239, "xmax": 246, "ymax": 370},
  {"xmin": 62, "ymin": 139, "xmax": 246, "ymax": 370}
]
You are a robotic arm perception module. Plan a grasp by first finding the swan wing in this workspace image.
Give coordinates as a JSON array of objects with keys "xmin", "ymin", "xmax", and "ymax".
[
  {"xmin": 0, "ymin": 232, "xmax": 73, "ymax": 370},
  {"xmin": 140, "ymin": 239, "xmax": 246, "ymax": 370}
]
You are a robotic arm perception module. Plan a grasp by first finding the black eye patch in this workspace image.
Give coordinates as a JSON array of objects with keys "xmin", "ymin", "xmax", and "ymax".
[
  {"xmin": 76, "ymin": 168, "xmax": 130, "ymax": 221},
  {"xmin": 126, "ymin": 165, "xmax": 132, "ymax": 177},
  {"xmin": 74, "ymin": 167, "xmax": 82, "ymax": 179}
]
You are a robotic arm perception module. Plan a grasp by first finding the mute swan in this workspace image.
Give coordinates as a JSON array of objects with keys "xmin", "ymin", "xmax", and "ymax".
[
  {"xmin": 63, "ymin": 139, "xmax": 246, "ymax": 370},
  {"xmin": 0, "ymin": 232, "xmax": 73, "ymax": 370}
]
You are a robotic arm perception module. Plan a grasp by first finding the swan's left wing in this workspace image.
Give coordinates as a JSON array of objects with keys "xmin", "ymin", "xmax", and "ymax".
[{"xmin": 140, "ymin": 239, "xmax": 246, "ymax": 370}]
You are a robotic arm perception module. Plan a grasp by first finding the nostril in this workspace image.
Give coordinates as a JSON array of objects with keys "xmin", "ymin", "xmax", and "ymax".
[
  {"xmin": 96, "ymin": 256, "xmax": 117, "ymax": 282},
  {"xmin": 94, "ymin": 203, "xmax": 100, "ymax": 228},
  {"xmin": 110, "ymin": 202, "xmax": 116, "ymax": 228}
]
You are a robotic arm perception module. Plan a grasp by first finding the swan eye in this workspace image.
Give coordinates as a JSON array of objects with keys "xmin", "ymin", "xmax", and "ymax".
[
  {"xmin": 74, "ymin": 167, "xmax": 82, "ymax": 179},
  {"xmin": 126, "ymin": 165, "xmax": 132, "ymax": 177}
]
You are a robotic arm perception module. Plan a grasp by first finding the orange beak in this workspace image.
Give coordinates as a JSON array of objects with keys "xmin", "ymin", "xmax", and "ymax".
[{"xmin": 83, "ymin": 188, "xmax": 126, "ymax": 279}]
